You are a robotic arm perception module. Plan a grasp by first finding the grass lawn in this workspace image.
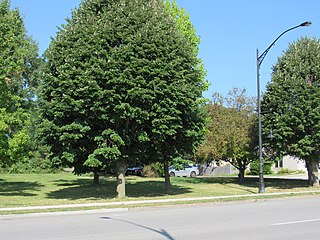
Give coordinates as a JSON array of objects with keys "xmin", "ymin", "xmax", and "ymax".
[{"xmin": 0, "ymin": 172, "xmax": 316, "ymax": 210}]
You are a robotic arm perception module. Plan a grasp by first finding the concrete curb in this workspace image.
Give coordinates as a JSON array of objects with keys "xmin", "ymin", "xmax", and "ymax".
[
  {"xmin": 0, "ymin": 208, "xmax": 129, "ymax": 218},
  {"xmin": 1, "ymin": 190, "xmax": 320, "ymax": 212}
]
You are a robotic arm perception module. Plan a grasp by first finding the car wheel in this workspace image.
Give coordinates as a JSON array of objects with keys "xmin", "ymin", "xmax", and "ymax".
[
  {"xmin": 169, "ymin": 172, "xmax": 175, "ymax": 177},
  {"xmin": 190, "ymin": 171, "xmax": 196, "ymax": 178}
]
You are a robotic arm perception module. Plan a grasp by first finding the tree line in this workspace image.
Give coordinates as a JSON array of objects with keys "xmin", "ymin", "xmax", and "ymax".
[{"xmin": 1, "ymin": 0, "xmax": 319, "ymax": 198}]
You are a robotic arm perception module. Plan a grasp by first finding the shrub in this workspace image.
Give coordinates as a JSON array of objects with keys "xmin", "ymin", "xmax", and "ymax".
[
  {"xmin": 143, "ymin": 163, "xmax": 164, "ymax": 178},
  {"xmin": 1, "ymin": 151, "xmax": 61, "ymax": 174},
  {"xmin": 249, "ymin": 160, "xmax": 273, "ymax": 175},
  {"xmin": 277, "ymin": 168, "xmax": 292, "ymax": 175},
  {"xmin": 8, "ymin": 161, "xmax": 29, "ymax": 174},
  {"xmin": 143, "ymin": 165, "xmax": 158, "ymax": 178}
]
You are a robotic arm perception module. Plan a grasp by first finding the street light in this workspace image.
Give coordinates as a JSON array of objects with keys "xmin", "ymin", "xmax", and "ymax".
[{"xmin": 256, "ymin": 21, "xmax": 311, "ymax": 193}]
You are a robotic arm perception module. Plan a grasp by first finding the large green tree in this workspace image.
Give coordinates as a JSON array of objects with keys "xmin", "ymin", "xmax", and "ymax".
[
  {"xmin": 147, "ymin": 0, "xmax": 207, "ymax": 193},
  {"xmin": 197, "ymin": 88, "xmax": 257, "ymax": 184},
  {"xmin": 262, "ymin": 37, "xmax": 320, "ymax": 187},
  {"xmin": 0, "ymin": 0, "xmax": 40, "ymax": 169},
  {"xmin": 40, "ymin": 0, "xmax": 205, "ymax": 197}
]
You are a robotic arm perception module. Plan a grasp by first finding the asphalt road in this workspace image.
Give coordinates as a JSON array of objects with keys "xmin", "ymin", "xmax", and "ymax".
[{"xmin": 1, "ymin": 196, "xmax": 320, "ymax": 240}]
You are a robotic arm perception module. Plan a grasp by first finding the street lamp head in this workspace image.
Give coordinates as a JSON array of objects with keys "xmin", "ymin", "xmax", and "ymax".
[{"xmin": 300, "ymin": 21, "xmax": 312, "ymax": 27}]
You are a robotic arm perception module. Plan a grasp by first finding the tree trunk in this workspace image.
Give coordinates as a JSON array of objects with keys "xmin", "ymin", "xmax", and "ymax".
[
  {"xmin": 238, "ymin": 167, "xmax": 245, "ymax": 185},
  {"xmin": 164, "ymin": 161, "xmax": 172, "ymax": 194},
  {"xmin": 116, "ymin": 159, "xmax": 127, "ymax": 198},
  {"xmin": 306, "ymin": 159, "xmax": 319, "ymax": 187},
  {"xmin": 306, "ymin": 160, "xmax": 312, "ymax": 185},
  {"xmin": 93, "ymin": 169, "xmax": 100, "ymax": 185},
  {"xmin": 237, "ymin": 159, "xmax": 246, "ymax": 185}
]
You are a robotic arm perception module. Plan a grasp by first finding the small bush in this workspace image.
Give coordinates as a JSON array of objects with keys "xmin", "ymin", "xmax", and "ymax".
[
  {"xmin": 277, "ymin": 168, "xmax": 292, "ymax": 175},
  {"xmin": 249, "ymin": 160, "xmax": 273, "ymax": 175},
  {"xmin": 276, "ymin": 168, "xmax": 305, "ymax": 175},
  {"xmin": 143, "ymin": 165, "xmax": 158, "ymax": 178},
  {"xmin": 143, "ymin": 163, "xmax": 164, "ymax": 178},
  {"xmin": 1, "ymin": 153, "xmax": 61, "ymax": 174},
  {"xmin": 9, "ymin": 161, "xmax": 29, "ymax": 174}
]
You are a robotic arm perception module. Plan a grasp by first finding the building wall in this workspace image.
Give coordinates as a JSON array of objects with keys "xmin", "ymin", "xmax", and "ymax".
[{"xmin": 273, "ymin": 155, "xmax": 307, "ymax": 172}]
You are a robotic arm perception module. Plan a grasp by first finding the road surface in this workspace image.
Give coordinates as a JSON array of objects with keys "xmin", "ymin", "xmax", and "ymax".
[{"xmin": 1, "ymin": 196, "xmax": 320, "ymax": 240}]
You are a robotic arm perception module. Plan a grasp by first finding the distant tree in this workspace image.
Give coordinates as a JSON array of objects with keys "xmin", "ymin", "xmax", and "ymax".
[
  {"xmin": 0, "ymin": 0, "xmax": 40, "ymax": 169},
  {"xmin": 197, "ymin": 88, "xmax": 257, "ymax": 184},
  {"xmin": 40, "ymin": 0, "xmax": 206, "ymax": 197},
  {"xmin": 261, "ymin": 37, "xmax": 320, "ymax": 187}
]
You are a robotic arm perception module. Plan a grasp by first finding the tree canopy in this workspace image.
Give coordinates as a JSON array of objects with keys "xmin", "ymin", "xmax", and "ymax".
[
  {"xmin": 197, "ymin": 88, "xmax": 257, "ymax": 184},
  {"xmin": 40, "ymin": 0, "xmax": 206, "ymax": 197},
  {"xmin": 0, "ymin": 0, "xmax": 40, "ymax": 169},
  {"xmin": 262, "ymin": 37, "xmax": 320, "ymax": 186},
  {"xmin": 146, "ymin": 0, "xmax": 207, "ymax": 192}
]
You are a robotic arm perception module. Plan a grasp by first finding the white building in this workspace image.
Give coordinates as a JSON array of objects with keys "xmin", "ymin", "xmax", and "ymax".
[{"xmin": 273, "ymin": 155, "xmax": 307, "ymax": 172}]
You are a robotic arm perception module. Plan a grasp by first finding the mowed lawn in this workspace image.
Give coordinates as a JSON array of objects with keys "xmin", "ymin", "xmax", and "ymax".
[{"xmin": 0, "ymin": 172, "xmax": 313, "ymax": 208}]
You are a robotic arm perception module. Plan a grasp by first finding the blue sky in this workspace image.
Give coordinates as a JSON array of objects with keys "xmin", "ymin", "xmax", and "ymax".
[{"xmin": 10, "ymin": 0, "xmax": 319, "ymax": 99}]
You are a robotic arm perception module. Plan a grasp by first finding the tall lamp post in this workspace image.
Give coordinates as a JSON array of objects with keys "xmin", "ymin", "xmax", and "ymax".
[{"xmin": 257, "ymin": 21, "xmax": 311, "ymax": 193}]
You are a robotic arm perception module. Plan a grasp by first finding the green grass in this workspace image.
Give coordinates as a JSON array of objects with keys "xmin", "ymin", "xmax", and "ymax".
[{"xmin": 0, "ymin": 172, "xmax": 316, "ymax": 210}]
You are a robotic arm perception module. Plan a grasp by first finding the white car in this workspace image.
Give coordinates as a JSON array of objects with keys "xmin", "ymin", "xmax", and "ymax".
[{"xmin": 169, "ymin": 165, "xmax": 199, "ymax": 177}]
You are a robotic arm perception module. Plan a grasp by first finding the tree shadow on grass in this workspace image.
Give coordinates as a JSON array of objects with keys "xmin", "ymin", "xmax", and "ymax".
[
  {"xmin": 172, "ymin": 176, "xmax": 310, "ymax": 193},
  {"xmin": 227, "ymin": 177, "xmax": 309, "ymax": 190},
  {"xmin": 125, "ymin": 180, "xmax": 192, "ymax": 198},
  {"xmin": 172, "ymin": 177, "xmax": 258, "ymax": 194},
  {"xmin": 264, "ymin": 177, "xmax": 309, "ymax": 189},
  {"xmin": 0, "ymin": 179, "xmax": 44, "ymax": 197},
  {"xmin": 46, "ymin": 178, "xmax": 191, "ymax": 200},
  {"xmin": 46, "ymin": 178, "xmax": 117, "ymax": 200},
  {"xmin": 46, "ymin": 176, "xmax": 309, "ymax": 201},
  {"xmin": 51, "ymin": 178, "xmax": 97, "ymax": 187},
  {"xmin": 199, "ymin": 176, "xmax": 310, "ymax": 190}
]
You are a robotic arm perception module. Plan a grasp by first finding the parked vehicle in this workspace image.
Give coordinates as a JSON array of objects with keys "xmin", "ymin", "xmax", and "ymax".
[
  {"xmin": 126, "ymin": 166, "xmax": 144, "ymax": 177},
  {"xmin": 169, "ymin": 164, "xmax": 199, "ymax": 177}
]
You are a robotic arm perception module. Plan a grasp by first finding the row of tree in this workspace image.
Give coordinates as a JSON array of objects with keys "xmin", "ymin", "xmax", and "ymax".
[
  {"xmin": 1, "ymin": 0, "xmax": 207, "ymax": 197},
  {"xmin": 198, "ymin": 37, "xmax": 320, "ymax": 187},
  {"xmin": 1, "ymin": 0, "xmax": 319, "ymax": 198}
]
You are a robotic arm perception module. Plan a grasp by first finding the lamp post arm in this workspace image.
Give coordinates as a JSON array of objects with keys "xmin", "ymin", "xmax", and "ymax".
[{"xmin": 257, "ymin": 24, "xmax": 301, "ymax": 68}]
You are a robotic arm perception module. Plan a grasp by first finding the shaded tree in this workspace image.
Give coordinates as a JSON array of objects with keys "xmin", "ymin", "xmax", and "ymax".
[
  {"xmin": 40, "ymin": 0, "xmax": 206, "ymax": 197},
  {"xmin": 262, "ymin": 37, "xmax": 320, "ymax": 187}
]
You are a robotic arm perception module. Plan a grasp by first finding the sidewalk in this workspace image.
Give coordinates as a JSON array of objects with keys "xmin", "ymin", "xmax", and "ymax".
[{"xmin": 1, "ymin": 189, "xmax": 320, "ymax": 213}]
